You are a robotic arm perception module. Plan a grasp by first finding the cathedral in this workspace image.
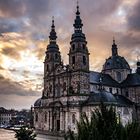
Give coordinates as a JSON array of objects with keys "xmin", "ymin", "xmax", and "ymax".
[{"xmin": 33, "ymin": 3, "xmax": 140, "ymax": 137}]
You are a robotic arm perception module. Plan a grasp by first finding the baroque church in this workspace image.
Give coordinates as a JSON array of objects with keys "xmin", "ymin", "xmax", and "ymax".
[{"xmin": 33, "ymin": 3, "xmax": 140, "ymax": 136}]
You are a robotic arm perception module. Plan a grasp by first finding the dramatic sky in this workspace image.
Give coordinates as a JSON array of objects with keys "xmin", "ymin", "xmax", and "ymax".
[{"xmin": 0, "ymin": 0, "xmax": 140, "ymax": 109}]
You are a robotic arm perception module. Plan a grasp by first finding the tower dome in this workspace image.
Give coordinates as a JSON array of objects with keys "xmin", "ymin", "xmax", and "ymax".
[
  {"xmin": 102, "ymin": 39, "xmax": 131, "ymax": 82},
  {"xmin": 103, "ymin": 56, "xmax": 130, "ymax": 71},
  {"xmin": 34, "ymin": 98, "xmax": 41, "ymax": 107},
  {"xmin": 103, "ymin": 39, "xmax": 130, "ymax": 71}
]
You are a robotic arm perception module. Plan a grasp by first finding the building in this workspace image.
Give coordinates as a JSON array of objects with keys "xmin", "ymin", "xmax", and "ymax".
[
  {"xmin": 0, "ymin": 107, "xmax": 31, "ymax": 127},
  {"xmin": 0, "ymin": 107, "xmax": 13, "ymax": 126},
  {"xmin": 33, "ymin": 3, "xmax": 140, "ymax": 137}
]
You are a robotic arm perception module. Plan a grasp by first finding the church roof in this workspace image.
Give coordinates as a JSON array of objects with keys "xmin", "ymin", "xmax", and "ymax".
[
  {"xmin": 102, "ymin": 55, "xmax": 130, "ymax": 71},
  {"xmin": 87, "ymin": 90, "xmax": 117, "ymax": 105},
  {"xmin": 46, "ymin": 43, "xmax": 60, "ymax": 52},
  {"xmin": 34, "ymin": 98, "xmax": 41, "ymax": 107},
  {"xmin": 121, "ymin": 73, "xmax": 140, "ymax": 87},
  {"xmin": 114, "ymin": 94, "xmax": 133, "ymax": 106},
  {"xmin": 90, "ymin": 71, "xmax": 119, "ymax": 87},
  {"xmin": 85, "ymin": 90, "xmax": 133, "ymax": 107}
]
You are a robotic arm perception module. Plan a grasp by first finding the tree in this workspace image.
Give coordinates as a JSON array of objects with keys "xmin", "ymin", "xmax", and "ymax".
[
  {"xmin": 125, "ymin": 122, "xmax": 140, "ymax": 140},
  {"xmin": 66, "ymin": 104, "xmax": 140, "ymax": 140},
  {"xmin": 15, "ymin": 126, "xmax": 37, "ymax": 140}
]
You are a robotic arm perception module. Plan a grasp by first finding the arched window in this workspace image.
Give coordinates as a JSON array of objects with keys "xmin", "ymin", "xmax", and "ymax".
[
  {"xmin": 109, "ymin": 88, "xmax": 112, "ymax": 93},
  {"xmin": 72, "ymin": 114, "xmax": 76, "ymax": 124},
  {"xmin": 82, "ymin": 44, "xmax": 85, "ymax": 50},
  {"xmin": 117, "ymin": 71, "xmax": 121, "ymax": 81},
  {"xmin": 45, "ymin": 113, "xmax": 47, "ymax": 122},
  {"xmin": 72, "ymin": 44, "xmax": 75, "ymax": 51},
  {"xmin": 83, "ymin": 56, "xmax": 86, "ymax": 65},
  {"xmin": 46, "ymin": 64, "xmax": 49, "ymax": 71},
  {"xmin": 35, "ymin": 114, "xmax": 38, "ymax": 122},
  {"xmin": 72, "ymin": 56, "xmax": 75, "ymax": 65},
  {"xmin": 55, "ymin": 53, "xmax": 58, "ymax": 59}
]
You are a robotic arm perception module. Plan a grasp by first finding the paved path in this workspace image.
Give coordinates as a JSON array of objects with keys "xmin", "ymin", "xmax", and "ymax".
[{"xmin": 0, "ymin": 129, "xmax": 16, "ymax": 140}]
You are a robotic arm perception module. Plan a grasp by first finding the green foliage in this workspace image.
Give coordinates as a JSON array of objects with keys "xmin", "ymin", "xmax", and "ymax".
[
  {"xmin": 66, "ymin": 104, "xmax": 140, "ymax": 140},
  {"xmin": 15, "ymin": 126, "xmax": 37, "ymax": 140},
  {"xmin": 125, "ymin": 122, "xmax": 140, "ymax": 140}
]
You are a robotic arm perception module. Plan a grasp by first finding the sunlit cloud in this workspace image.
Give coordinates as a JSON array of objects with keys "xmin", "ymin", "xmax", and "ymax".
[{"xmin": 0, "ymin": 0, "xmax": 140, "ymax": 109}]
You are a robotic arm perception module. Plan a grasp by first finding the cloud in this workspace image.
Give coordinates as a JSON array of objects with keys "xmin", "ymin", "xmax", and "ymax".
[
  {"xmin": 1, "ymin": 46, "xmax": 21, "ymax": 59},
  {"xmin": 127, "ymin": 0, "xmax": 140, "ymax": 31},
  {"xmin": 0, "ymin": 74, "xmax": 40, "ymax": 96},
  {"xmin": 0, "ymin": 94, "xmax": 39, "ymax": 109},
  {"xmin": 0, "ymin": 0, "xmax": 139, "ymax": 109},
  {"xmin": 0, "ymin": 18, "xmax": 21, "ymax": 33},
  {"xmin": 0, "ymin": 32, "xmax": 30, "ymax": 60},
  {"xmin": 0, "ymin": 0, "xmax": 25, "ymax": 18},
  {"xmin": 0, "ymin": 65, "xmax": 5, "ymax": 70}
]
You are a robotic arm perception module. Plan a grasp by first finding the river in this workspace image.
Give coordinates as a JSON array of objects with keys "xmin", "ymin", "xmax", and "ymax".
[{"xmin": 0, "ymin": 129, "xmax": 47, "ymax": 140}]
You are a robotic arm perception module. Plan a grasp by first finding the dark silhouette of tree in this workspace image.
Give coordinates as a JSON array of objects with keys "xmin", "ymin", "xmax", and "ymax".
[
  {"xmin": 66, "ymin": 104, "xmax": 140, "ymax": 140},
  {"xmin": 15, "ymin": 126, "xmax": 37, "ymax": 140}
]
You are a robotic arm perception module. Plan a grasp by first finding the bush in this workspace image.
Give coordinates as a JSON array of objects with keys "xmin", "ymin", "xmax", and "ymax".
[{"xmin": 15, "ymin": 126, "xmax": 37, "ymax": 140}]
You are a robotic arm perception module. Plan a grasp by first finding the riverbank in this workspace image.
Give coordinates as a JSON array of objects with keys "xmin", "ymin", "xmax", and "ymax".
[{"xmin": 0, "ymin": 128, "xmax": 64, "ymax": 140}]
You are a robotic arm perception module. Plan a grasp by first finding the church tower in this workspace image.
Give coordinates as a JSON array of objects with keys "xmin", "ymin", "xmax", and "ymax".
[
  {"xmin": 68, "ymin": 3, "xmax": 90, "ymax": 94},
  {"xmin": 44, "ymin": 18, "xmax": 61, "ymax": 76},
  {"xmin": 68, "ymin": 3, "xmax": 89, "ymax": 72}
]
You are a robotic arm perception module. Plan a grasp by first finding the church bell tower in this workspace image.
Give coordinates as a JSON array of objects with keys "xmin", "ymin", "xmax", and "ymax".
[
  {"xmin": 68, "ymin": 3, "xmax": 90, "ymax": 95},
  {"xmin": 44, "ymin": 18, "xmax": 61, "ymax": 76},
  {"xmin": 68, "ymin": 3, "xmax": 89, "ymax": 72}
]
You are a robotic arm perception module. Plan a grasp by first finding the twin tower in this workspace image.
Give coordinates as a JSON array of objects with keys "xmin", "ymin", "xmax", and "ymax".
[{"xmin": 44, "ymin": 4, "xmax": 89, "ymax": 76}]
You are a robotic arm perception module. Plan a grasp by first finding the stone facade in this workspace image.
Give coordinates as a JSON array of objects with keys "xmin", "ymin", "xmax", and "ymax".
[{"xmin": 33, "ymin": 4, "xmax": 140, "ymax": 137}]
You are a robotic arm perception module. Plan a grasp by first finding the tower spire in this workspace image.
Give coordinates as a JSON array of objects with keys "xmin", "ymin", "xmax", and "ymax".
[
  {"xmin": 76, "ymin": 0, "xmax": 80, "ymax": 15},
  {"xmin": 73, "ymin": 1, "xmax": 83, "ymax": 32},
  {"xmin": 113, "ymin": 36, "xmax": 115, "ymax": 44},
  {"xmin": 45, "ymin": 17, "xmax": 61, "ymax": 75},
  {"xmin": 49, "ymin": 16, "xmax": 57, "ymax": 43},
  {"xmin": 52, "ymin": 16, "xmax": 54, "ymax": 28},
  {"xmin": 69, "ymin": 1, "xmax": 89, "ymax": 72},
  {"xmin": 112, "ymin": 37, "xmax": 118, "ymax": 56}
]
